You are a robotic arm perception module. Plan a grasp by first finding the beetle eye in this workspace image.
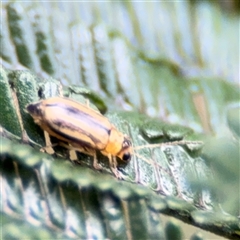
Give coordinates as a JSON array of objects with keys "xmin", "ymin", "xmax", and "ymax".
[{"xmin": 122, "ymin": 152, "xmax": 131, "ymax": 162}]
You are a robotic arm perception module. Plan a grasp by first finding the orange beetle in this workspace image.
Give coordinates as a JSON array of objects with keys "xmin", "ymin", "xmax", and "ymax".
[{"xmin": 27, "ymin": 97, "xmax": 132, "ymax": 177}]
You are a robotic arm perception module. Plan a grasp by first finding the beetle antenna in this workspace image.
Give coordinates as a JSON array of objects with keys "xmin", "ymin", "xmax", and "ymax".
[
  {"xmin": 133, "ymin": 140, "xmax": 203, "ymax": 150},
  {"xmin": 133, "ymin": 152, "xmax": 171, "ymax": 174}
]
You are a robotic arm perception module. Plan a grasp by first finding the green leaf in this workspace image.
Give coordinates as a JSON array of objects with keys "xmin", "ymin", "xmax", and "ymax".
[
  {"xmin": 1, "ymin": 1, "xmax": 239, "ymax": 239},
  {"xmin": 1, "ymin": 68, "xmax": 239, "ymax": 239}
]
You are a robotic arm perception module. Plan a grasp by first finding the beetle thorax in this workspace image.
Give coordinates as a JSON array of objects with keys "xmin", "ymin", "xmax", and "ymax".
[{"xmin": 101, "ymin": 127, "xmax": 124, "ymax": 157}]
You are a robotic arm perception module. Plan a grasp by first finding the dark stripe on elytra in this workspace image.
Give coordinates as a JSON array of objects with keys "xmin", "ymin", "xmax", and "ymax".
[
  {"xmin": 46, "ymin": 103, "xmax": 110, "ymax": 135},
  {"xmin": 48, "ymin": 119, "xmax": 105, "ymax": 150}
]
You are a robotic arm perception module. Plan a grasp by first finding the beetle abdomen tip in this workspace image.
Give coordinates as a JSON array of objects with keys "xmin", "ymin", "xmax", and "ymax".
[{"xmin": 26, "ymin": 102, "xmax": 42, "ymax": 117}]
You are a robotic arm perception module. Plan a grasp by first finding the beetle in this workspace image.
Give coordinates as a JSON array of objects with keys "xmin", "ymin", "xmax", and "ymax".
[{"xmin": 26, "ymin": 97, "xmax": 132, "ymax": 177}]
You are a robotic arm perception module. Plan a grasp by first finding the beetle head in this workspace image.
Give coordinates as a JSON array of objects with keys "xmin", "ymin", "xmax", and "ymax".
[{"xmin": 117, "ymin": 137, "xmax": 132, "ymax": 162}]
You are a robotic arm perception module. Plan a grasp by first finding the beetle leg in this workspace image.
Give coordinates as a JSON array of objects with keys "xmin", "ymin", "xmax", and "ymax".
[
  {"xmin": 51, "ymin": 141, "xmax": 104, "ymax": 171},
  {"xmin": 58, "ymin": 142, "xmax": 104, "ymax": 171},
  {"xmin": 93, "ymin": 151, "xmax": 103, "ymax": 170},
  {"xmin": 42, "ymin": 131, "xmax": 56, "ymax": 154},
  {"xmin": 40, "ymin": 143, "xmax": 58, "ymax": 153},
  {"xmin": 107, "ymin": 154, "xmax": 121, "ymax": 179}
]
